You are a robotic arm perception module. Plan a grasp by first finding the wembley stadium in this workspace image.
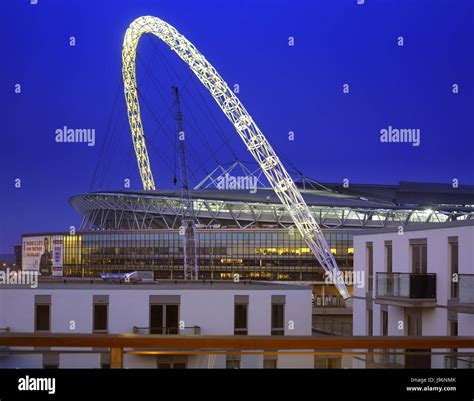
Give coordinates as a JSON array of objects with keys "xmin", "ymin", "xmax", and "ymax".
[{"xmin": 19, "ymin": 172, "xmax": 474, "ymax": 308}]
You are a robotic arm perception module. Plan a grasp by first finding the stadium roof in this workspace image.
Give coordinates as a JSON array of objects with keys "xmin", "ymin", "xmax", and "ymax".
[{"xmin": 69, "ymin": 181, "xmax": 474, "ymax": 231}]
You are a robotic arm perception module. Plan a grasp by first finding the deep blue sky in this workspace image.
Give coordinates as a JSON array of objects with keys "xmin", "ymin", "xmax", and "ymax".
[{"xmin": 1, "ymin": 0, "xmax": 473, "ymax": 253}]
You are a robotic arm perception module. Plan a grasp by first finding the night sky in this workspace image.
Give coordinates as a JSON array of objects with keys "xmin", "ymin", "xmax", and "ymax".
[{"xmin": 1, "ymin": 0, "xmax": 473, "ymax": 253}]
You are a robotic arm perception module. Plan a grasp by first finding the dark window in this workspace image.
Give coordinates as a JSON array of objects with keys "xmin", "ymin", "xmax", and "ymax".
[
  {"xmin": 173, "ymin": 363, "xmax": 186, "ymax": 369},
  {"xmin": 271, "ymin": 304, "xmax": 284, "ymax": 336},
  {"xmin": 412, "ymin": 244, "xmax": 427, "ymax": 274},
  {"xmin": 158, "ymin": 363, "xmax": 171, "ymax": 369},
  {"xmin": 450, "ymin": 320, "xmax": 458, "ymax": 368},
  {"xmin": 226, "ymin": 356, "xmax": 240, "ymax": 369},
  {"xmin": 450, "ymin": 243, "xmax": 459, "ymax": 298},
  {"xmin": 263, "ymin": 359, "xmax": 277, "ymax": 369},
  {"xmin": 366, "ymin": 244, "xmax": 373, "ymax": 291},
  {"xmin": 367, "ymin": 309, "xmax": 373, "ymax": 336},
  {"xmin": 386, "ymin": 245, "xmax": 392, "ymax": 274},
  {"xmin": 381, "ymin": 311, "xmax": 388, "ymax": 336},
  {"xmin": 35, "ymin": 304, "xmax": 50, "ymax": 332},
  {"xmin": 234, "ymin": 304, "xmax": 248, "ymax": 335},
  {"xmin": 166, "ymin": 305, "xmax": 179, "ymax": 334},
  {"xmin": 93, "ymin": 304, "xmax": 108, "ymax": 333},
  {"xmin": 450, "ymin": 320, "xmax": 458, "ymax": 336},
  {"xmin": 150, "ymin": 304, "xmax": 179, "ymax": 334},
  {"xmin": 150, "ymin": 304, "xmax": 163, "ymax": 334}
]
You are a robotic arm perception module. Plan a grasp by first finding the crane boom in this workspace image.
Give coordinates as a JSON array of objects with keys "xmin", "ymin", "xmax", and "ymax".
[{"xmin": 173, "ymin": 86, "xmax": 199, "ymax": 280}]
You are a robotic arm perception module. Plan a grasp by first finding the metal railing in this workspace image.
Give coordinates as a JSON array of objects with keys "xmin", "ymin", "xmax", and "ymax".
[
  {"xmin": 376, "ymin": 273, "xmax": 436, "ymax": 299},
  {"xmin": 132, "ymin": 326, "xmax": 201, "ymax": 335},
  {"xmin": 0, "ymin": 333, "xmax": 473, "ymax": 368},
  {"xmin": 313, "ymin": 296, "xmax": 352, "ymax": 308},
  {"xmin": 313, "ymin": 317, "xmax": 352, "ymax": 336},
  {"xmin": 445, "ymin": 354, "xmax": 474, "ymax": 369}
]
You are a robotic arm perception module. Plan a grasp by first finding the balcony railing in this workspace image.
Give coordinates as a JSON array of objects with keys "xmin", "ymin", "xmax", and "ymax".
[
  {"xmin": 0, "ymin": 333, "xmax": 473, "ymax": 369},
  {"xmin": 445, "ymin": 354, "xmax": 474, "ymax": 369},
  {"xmin": 313, "ymin": 296, "xmax": 352, "ymax": 308},
  {"xmin": 313, "ymin": 317, "xmax": 352, "ymax": 336},
  {"xmin": 459, "ymin": 274, "xmax": 474, "ymax": 305},
  {"xmin": 132, "ymin": 326, "xmax": 201, "ymax": 335},
  {"xmin": 376, "ymin": 273, "xmax": 436, "ymax": 299}
]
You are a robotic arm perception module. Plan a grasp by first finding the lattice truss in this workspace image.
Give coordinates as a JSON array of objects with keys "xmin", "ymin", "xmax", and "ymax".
[{"xmin": 122, "ymin": 16, "xmax": 350, "ymax": 298}]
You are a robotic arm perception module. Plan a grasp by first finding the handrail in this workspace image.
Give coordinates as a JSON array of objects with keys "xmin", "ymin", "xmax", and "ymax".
[
  {"xmin": 132, "ymin": 326, "xmax": 201, "ymax": 334},
  {"xmin": 0, "ymin": 334, "xmax": 473, "ymax": 350}
]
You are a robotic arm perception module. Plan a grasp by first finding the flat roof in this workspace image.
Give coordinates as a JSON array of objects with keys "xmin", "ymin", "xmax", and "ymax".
[
  {"xmin": 0, "ymin": 278, "xmax": 311, "ymax": 291},
  {"xmin": 352, "ymin": 219, "xmax": 474, "ymax": 236}
]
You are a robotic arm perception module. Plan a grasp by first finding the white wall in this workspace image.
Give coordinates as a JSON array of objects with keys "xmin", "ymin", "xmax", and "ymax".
[
  {"xmin": 353, "ymin": 223, "xmax": 474, "ymax": 368},
  {"xmin": 0, "ymin": 285, "xmax": 312, "ymax": 368}
]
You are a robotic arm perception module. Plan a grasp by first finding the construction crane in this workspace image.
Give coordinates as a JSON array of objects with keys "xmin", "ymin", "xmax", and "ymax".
[{"xmin": 173, "ymin": 86, "xmax": 199, "ymax": 280}]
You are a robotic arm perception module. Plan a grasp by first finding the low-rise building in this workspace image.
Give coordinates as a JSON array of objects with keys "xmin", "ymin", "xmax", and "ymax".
[{"xmin": 0, "ymin": 280, "xmax": 313, "ymax": 369}]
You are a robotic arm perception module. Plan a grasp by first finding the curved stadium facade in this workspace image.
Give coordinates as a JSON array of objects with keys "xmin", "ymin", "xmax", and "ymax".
[{"xmin": 20, "ymin": 180, "xmax": 474, "ymax": 305}]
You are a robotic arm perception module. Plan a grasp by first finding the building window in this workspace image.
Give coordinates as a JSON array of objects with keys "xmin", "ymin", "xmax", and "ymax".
[
  {"xmin": 226, "ymin": 354, "xmax": 241, "ymax": 369},
  {"xmin": 271, "ymin": 295, "xmax": 285, "ymax": 336},
  {"xmin": 43, "ymin": 353, "xmax": 59, "ymax": 369},
  {"xmin": 385, "ymin": 242, "xmax": 392, "ymax": 274},
  {"xmin": 93, "ymin": 305, "xmax": 108, "ymax": 333},
  {"xmin": 381, "ymin": 310, "xmax": 388, "ymax": 336},
  {"xmin": 35, "ymin": 305, "xmax": 50, "ymax": 332},
  {"xmin": 410, "ymin": 240, "xmax": 427, "ymax": 274},
  {"xmin": 35, "ymin": 295, "xmax": 51, "ymax": 332},
  {"xmin": 263, "ymin": 355, "xmax": 277, "ymax": 369},
  {"xmin": 366, "ymin": 243, "xmax": 373, "ymax": 292},
  {"xmin": 449, "ymin": 238, "xmax": 458, "ymax": 298},
  {"xmin": 449, "ymin": 319, "xmax": 458, "ymax": 368},
  {"xmin": 367, "ymin": 308, "xmax": 373, "ymax": 336},
  {"xmin": 93, "ymin": 295, "xmax": 109, "ymax": 333},
  {"xmin": 234, "ymin": 295, "xmax": 248, "ymax": 335},
  {"xmin": 149, "ymin": 295, "xmax": 180, "ymax": 334}
]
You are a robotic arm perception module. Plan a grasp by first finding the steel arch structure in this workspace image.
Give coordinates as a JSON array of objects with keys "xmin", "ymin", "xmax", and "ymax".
[{"xmin": 122, "ymin": 16, "xmax": 350, "ymax": 299}]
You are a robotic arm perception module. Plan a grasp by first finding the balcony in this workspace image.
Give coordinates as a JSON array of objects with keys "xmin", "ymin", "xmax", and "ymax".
[
  {"xmin": 375, "ymin": 273, "xmax": 436, "ymax": 307},
  {"xmin": 312, "ymin": 317, "xmax": 352, "ymax": 336},
  {"xmin": 133, "ymin": 326, "xmax": 201, "ymax": 335},
  {"xmin": 451, "ymin": 274, "xmax": 474, "ymax": 314}
]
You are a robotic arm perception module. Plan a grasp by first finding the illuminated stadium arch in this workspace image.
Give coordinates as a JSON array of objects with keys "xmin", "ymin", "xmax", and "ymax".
[{"xmin": 122, "ymin": 16, "xmax": 350, "ymax": 299}]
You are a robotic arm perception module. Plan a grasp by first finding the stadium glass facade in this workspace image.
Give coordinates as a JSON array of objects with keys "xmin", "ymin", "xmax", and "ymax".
[{"xmin": 23, "ymin": 229, "xmax": 353, "ymax": 282}]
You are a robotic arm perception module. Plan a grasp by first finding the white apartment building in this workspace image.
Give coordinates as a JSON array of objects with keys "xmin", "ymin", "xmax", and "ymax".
[
  {"xmin": 352, "ymin": 220, "xmax": 474, "ymax": 368},
  {"xmin": 0, "ymin": 280, "xmax": 313, "ymax": 369}
]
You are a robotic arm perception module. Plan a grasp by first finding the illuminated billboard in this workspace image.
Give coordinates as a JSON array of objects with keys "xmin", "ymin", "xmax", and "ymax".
[{"xmin": 22, "ymin": 235, "xmax": 63, "ymax": 276}]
